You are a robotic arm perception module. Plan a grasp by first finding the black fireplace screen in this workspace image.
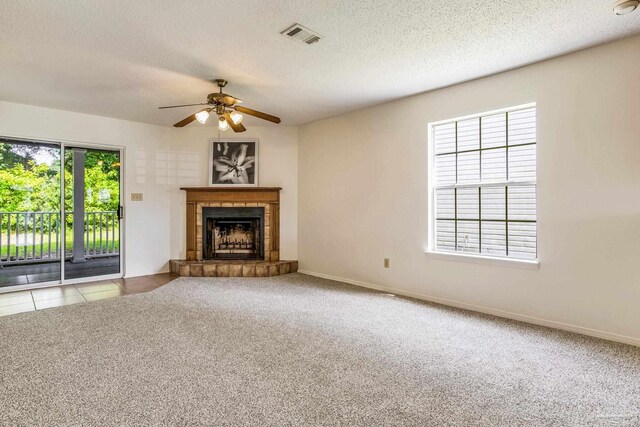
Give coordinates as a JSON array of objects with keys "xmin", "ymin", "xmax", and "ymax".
[{"xmin": 202, "ymin": 207, "xmax": 264, "ymax": 260}]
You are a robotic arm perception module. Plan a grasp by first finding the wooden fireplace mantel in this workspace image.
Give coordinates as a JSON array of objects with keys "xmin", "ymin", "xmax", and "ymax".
[
  {"xmin": 180, "ymin": 187, "xmax": 282, "ymax": 191},
  {"xmin": 181, "ymin": 187, "xmax": 281, "ymax": 262}
]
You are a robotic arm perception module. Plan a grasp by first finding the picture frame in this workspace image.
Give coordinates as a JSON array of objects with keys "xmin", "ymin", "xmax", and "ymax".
[{"xmin": 209, "ymin": 138, "xmax": 259, "ymax": 187}]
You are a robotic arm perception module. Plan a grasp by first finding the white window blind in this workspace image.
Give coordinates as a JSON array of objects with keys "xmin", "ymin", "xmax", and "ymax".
[{"xmin": 432, "ymin": 106, "xmax": 537, "ymax": 260}]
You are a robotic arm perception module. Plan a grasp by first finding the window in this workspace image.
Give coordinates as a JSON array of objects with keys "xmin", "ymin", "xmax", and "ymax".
[{"xmin": 430, "ymin": 105, "xmax": 537, "ymax": 260}]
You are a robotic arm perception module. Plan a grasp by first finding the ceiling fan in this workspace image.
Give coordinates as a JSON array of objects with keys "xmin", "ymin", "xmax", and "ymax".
[{"xmin": 158, "ymin": 79, "xmax": 281, "ymax": 132}]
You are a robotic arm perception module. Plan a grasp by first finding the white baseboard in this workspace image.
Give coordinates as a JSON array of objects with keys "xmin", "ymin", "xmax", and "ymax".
[{"xmin": 297, "ymin": 269, "xmax": 640, "ymax": 348}]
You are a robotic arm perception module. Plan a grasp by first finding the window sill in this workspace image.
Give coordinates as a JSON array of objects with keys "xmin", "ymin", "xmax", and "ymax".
[{"xmin": 424, "ymin": 250, "xmax": 540, "ymax": 270}]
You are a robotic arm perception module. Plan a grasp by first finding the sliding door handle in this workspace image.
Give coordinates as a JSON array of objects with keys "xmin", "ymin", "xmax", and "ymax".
[{"xmin": 117, "ymin": 205, "xmax": 124, "ymax": 220}]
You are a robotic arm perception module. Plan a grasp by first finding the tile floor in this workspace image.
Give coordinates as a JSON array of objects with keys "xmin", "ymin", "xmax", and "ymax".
[{"xmin": 0, "ymin": 273, "xmax": 177, "ymax": 317}]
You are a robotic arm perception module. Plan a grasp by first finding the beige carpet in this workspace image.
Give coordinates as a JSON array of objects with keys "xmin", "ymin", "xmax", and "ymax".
[{"xmin": 1, "ymin": 273, "xmax": 639, "ymax": 426}]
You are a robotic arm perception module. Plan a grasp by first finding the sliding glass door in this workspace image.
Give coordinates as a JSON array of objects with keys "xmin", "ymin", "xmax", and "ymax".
[
  {"xmin": 0, "ymin": 139, "xmax": 62, "ymax": 287},
  {"xmin": 0, "ymin": 138, "xmax": 123, "ymax": 289},
  {"xmin": 63, "ymin": 146, "xmax": 122, "ymax": 280}
]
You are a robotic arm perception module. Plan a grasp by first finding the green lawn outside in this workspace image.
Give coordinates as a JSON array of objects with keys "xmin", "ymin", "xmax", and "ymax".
[{"xmin": 1, "ymin": 228, "xmax": 120, "ymax": 260}]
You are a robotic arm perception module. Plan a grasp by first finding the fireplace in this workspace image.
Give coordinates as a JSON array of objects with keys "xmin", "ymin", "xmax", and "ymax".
[
  {"xmin": 202, "ymin": 207, "xmax": 264, "ymax": 260},
  {"xmin": 180, "ymin": 187, "xmax": 281, "ymax": 262},
  {"xmin": 174, "ymin": 187, "xmax": 298, "ymax": 278},
  {"xmin": 173, "ymin": 187, "xmax": 299, "ymax": 277}
]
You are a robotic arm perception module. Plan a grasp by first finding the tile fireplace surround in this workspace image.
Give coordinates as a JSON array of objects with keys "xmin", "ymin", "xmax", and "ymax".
[{"xmin": 170, "ymin": 187, "xmax": 297, "ymax": 277}]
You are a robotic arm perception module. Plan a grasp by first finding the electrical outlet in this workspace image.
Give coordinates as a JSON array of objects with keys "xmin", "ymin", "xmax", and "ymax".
[
  {"xmin": 131, "ymin": 193, "xmax": 143, "ymax": 201},
  {"xmin": 384, "ymin": 258, "xmax": 390, "ymax": 268}
]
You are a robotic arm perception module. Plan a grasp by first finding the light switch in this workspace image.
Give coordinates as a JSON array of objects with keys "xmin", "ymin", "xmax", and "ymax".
[{"xmin": 131, "ymin": 193, "xmax": 143, "ymax": 201}]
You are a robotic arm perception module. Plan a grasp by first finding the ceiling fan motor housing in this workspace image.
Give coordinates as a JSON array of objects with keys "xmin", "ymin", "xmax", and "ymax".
[{"xmin": 207, "ymin": 93, "xmax": 221, "ymax": 104}]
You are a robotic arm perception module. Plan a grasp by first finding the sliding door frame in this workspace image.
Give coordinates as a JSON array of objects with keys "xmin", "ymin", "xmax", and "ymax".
[{"xmin": 0, "ymin": 135, "xmax": 126, "ymax": 292}]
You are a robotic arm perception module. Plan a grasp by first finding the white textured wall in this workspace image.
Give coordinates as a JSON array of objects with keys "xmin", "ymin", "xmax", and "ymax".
[
  {"xmin": 168, "ymin": 126, "xmax": 298, "ymax": 261},
  {"xmin": 298, "ymin": 35, "xmax": 640, "ymax": 343},
  {"xmin": 0, "ymin": 101, "xmax": 172, "ymax": 277}
]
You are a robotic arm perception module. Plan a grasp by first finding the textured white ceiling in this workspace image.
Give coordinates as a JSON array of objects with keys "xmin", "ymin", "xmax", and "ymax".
[{"xmin": 1, "ymin": 0, "xmax": 639, "ymax": 127}]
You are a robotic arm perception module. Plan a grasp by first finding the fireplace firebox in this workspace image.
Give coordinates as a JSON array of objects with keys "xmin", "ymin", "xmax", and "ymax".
[{"xmin": 202, "ymin": 207, "xmax": 264, "ymax": 260}]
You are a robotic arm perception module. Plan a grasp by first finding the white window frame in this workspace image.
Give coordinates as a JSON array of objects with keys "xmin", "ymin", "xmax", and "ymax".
[{"xmin": 426, "ymin": 103, "xmax": 539, "ymax": 269}]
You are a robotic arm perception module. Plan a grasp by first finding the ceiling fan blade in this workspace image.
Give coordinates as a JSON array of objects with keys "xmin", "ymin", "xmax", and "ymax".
[
  {"xmin": 173, "ymin": 113, "xmax": 197, "ymax": 127},
  {"xmin": 234, "ymin": 106, "xmax": 281, "ymax": 124},
  {"xmin": 224, "ymin": 112, "xmax": 246, "ymax": 133},
  {"xmin": 159, "ymin": 103, "xmax": 207, "ymax": 109}
]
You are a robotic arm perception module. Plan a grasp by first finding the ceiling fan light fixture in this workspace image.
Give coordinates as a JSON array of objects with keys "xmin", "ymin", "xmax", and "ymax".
[
  {"xmin": 613, "ymin": 0, "xmax": 639, "ymax": 14},
  {"xmin": 195, "ymin": 109, "xmax": 210, "ymax": 124},
  {"xmin": 161, "ymin": 80, "xmax": 281, "ymax": 129},
  {"xmin": 230, "ymin": 111, "xmax": 243, "ymax": 125},
  {"xmin": 218, "ymin": 117, "xmax": 230, "ymax": 131}
]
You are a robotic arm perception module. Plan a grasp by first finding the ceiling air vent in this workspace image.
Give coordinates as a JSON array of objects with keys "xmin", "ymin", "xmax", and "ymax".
[{"xmin": 281, "ymin": 24, "xmax": 321, "ymax": 45}]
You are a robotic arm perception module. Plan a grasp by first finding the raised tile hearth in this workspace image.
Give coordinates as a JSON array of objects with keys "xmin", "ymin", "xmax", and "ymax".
[{"xmin": 170, "ymin": 260, "xmax": 298, "ymax": 277}]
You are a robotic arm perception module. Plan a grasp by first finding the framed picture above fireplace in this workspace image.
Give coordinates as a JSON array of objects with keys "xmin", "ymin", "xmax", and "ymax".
[{"xmin": 209, "ymin": 138, "xmax": 258, "ymax": 187}]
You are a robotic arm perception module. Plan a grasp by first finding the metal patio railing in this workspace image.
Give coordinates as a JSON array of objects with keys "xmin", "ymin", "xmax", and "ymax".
[{"xmin": 0, "ymin": 211, "xmax": 120, "ymax": 265}]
